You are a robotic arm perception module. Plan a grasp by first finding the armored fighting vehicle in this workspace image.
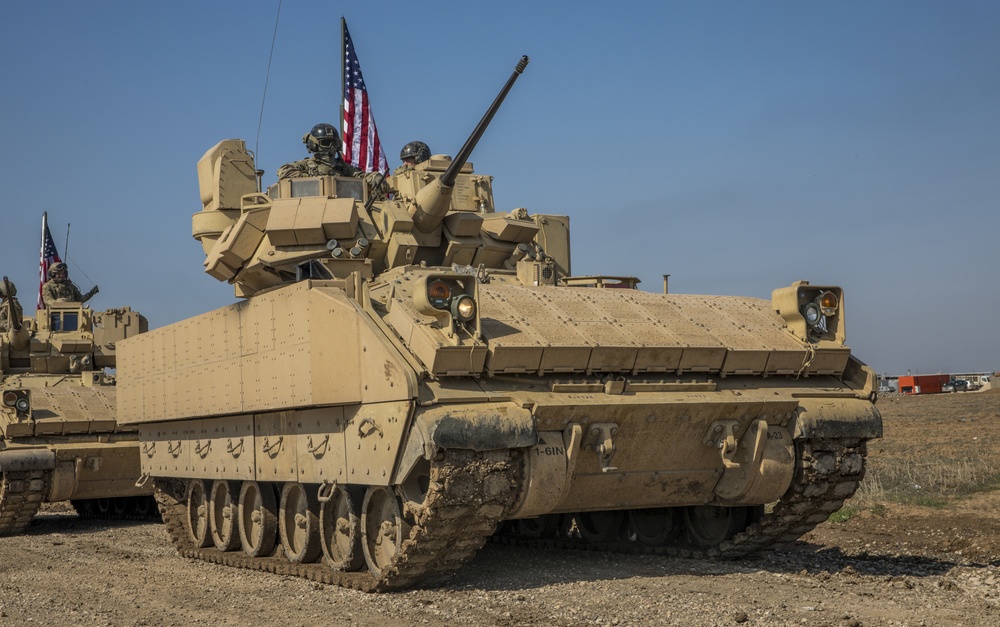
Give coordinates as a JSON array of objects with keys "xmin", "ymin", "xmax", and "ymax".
[
  {"xmin": 0, "ymin": 279, "xmax": 154, "ymax": 534},
  {"xmin": 117, "ymin": 56, "xmax": 881, "ymax": 591}
]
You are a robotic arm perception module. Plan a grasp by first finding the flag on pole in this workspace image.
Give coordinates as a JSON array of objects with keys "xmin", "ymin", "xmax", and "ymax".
[
  {"xmin": 342, "ymin": 20, "xmax": 389, "ymax": 173},
  {"xmin": 38, "ymin": 212, "xmax": 62, "ymax": 310}
]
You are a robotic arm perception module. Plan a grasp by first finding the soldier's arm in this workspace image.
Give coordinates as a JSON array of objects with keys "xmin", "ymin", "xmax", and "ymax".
[
  {"xmin": 277, "ymin": 161, "xmax": 307, "ymax": 180},
  {"xmin": 41, "ymin": 282, "xmax": 55, "ymax": 305},
  {"xmin": 359, "ymin": 171, "xmax": 389, "ymax": 200},
  {"xmin": 81, "ymin": 285, "xmax": 99, "ymax": 303}
]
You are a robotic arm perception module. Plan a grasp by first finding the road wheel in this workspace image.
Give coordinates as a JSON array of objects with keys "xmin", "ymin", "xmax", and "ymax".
[
  {"xmin": 238, "ymin": 480, "xmax": 277, "ymax": 557},
  {"xmin": 575, "ymin": 511, "xmax": 626, "ymax": 543},
  {"xmin": 683, "ymin": 505, "xmax": 751, "ymax": 548},
  {"xmin": 361, "ymin": 486, "xmax": 410, "ymax": 578},
  {"xmin": 279, "ymin": 482, "xmax": 321, "ymax": 563},
  {"xmin": 627, "ymin": 508, "xmax": 676, "ymax": 545},
  {"xmin": 209, "ymin": 480, "xmax": 241, "ymax": 552},
  {"xmin": 185, "ymin": 480, "xmax": 211, "ymax": 548},
  {"xmin": 319, "ymin": 486, "xmax": 364, "ymax": 571},
  {"xmin": 514, "ymin": 515, "xmax": 558, "ymax": 539}
]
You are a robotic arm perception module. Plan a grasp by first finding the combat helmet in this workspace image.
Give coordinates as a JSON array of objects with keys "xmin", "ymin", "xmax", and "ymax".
[
  {"xmin": 303, "ymin": 123, "xmax": 342, "ymax": 154},
  {"xmin": 400, "ymin": 141, "xmax": 431, "ymax": 164},
  {"xmin": 48, "ymin": 262, "xmax": 68, "ymax": 279}
]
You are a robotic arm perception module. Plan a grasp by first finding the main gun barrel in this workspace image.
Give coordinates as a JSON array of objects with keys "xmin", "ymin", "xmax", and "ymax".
[
  {"xmin": 411, "ymin": 55, "xmax": 530, "ymax": 233},
  {"xmin": 441, "ymin": 55, "xmax": 529, "ymax": 188}
]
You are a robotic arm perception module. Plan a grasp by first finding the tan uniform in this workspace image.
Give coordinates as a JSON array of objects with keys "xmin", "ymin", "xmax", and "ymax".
[
  {"xmin": 277, "ymin": 155, "xmax": 361, "ymax": 179},
  {"xmin": 42, "ymin": 279, "xmax": 85, "ymax": 304},
  {"xmin": 0, "ymin": 290, "xmax": 22, "ymax": 332},
  {"xmin": 0, "ymin": 302, "xmax": 15, "ymax": 332}
]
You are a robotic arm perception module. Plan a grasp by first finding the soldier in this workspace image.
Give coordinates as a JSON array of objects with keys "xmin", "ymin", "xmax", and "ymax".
[
  {"xmin": 394, "ymin": 141, "xmax": 431, "ymax": 175},
  {"xmin": 0, "ymin": 279, "xmax": 21, "ymax": 332},
  {"xmin": 276, "ymin": 123, "xmax": 362, "ymax": 179},
  {"xmin": 41, "ymin": 262, "xmax": 98, "ymax": 306}
]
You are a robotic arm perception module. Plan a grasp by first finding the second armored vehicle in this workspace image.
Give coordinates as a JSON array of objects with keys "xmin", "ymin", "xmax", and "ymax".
[
  {"xmin": 0, "ymin": 280, "xmax": 154, "ymax": 534},
  {"xmin": 117, "ymin": 57, "xmax": 881, "ymax": 590}
]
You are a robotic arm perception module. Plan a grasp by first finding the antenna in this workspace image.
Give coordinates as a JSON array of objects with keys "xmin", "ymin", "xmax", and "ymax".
[{"xmin": 255, "ymin": 0, "xmax": 284, "ymax": 164}]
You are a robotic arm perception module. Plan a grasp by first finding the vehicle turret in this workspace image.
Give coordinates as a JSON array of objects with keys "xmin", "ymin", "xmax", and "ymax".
[
  {"xmin": 191, "ymin": 56, "xmax": 559, "ymax": 298},
  {"xmin": 1, "ymin": 300, "xmax": 146, "ymax": 376}
]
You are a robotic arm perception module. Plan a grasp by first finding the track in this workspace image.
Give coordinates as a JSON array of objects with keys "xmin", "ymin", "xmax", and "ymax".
[
  {"xmin": 72, "ymin": 496, "xmax": 161, "ymax": 522},
  {"xmin": 154, "ymin": 438, "xmax": 866, "ymax": 589},
  {"xmin": 155, "ymin": 449, "xmax": 519, "ymax": 592},
  {"xmin": 0, "ymin": 471, "xmax": 159, "ymax": 536},
  {"xmin": 0, "ymin": 470, "xmax": 48, "ymax": 536},
  {"xmin": 494, "ymin": 437, "xmax": 868, "ymax": 559}
]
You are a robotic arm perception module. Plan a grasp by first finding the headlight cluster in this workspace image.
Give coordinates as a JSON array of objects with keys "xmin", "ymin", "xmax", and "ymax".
[
  {"xmin": 801, "ymin": 291, "xmax": 839, "ymax": 329},
  {"xmin": 3, "ymin": 390, "xmax": 30, "ymax": 415},
  {"xmin": 426, "ymin": 280, "xmax": 477, "ymax": 322}
]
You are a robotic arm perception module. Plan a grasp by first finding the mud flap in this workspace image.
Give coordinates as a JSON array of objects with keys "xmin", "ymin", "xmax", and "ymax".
[
  {"xmin": 392, "ymin": 403, "xmax": 536, "ymax": 485},
  {"xmin": 792, "ymin": 398, "xmax": 883, "ymax": 440}
]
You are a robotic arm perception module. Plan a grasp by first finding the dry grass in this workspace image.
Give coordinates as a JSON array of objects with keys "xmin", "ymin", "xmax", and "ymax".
[
  {"xmin": 855, "ymin": 454, "xmax": 1000, "ymax": 507},
  {"xmin": 848, "ymin": 389, "xmax": 1000, "ymax": 510}
]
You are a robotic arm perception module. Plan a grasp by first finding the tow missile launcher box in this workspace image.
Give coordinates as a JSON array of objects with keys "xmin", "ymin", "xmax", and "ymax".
[{"xmin": 117, "ymin": 55, "xmax": 881, "ymax": 591}]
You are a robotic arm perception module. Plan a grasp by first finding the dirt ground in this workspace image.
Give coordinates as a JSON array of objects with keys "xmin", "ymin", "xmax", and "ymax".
[{"xmin": 2, "ymin": 390, "xmax": 999, "ymax": 627}]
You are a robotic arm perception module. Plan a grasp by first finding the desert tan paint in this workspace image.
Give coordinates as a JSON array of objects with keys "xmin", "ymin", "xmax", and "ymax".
[
  {"xmin": 117, "ymin": 57, "xmax": 881, "ymax": 584},
  {"xmin": 0, "ymin": 303, "xmax": 152, "ymax": 523},
  {"xmin": 117, "ymin": 281, "xmax": 415, "ymax": 425}
]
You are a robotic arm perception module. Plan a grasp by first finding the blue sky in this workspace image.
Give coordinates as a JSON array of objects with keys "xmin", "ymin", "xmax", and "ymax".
[{"xmin": 1, "ymin": 1, "xmax": 997, "ymax": 377}]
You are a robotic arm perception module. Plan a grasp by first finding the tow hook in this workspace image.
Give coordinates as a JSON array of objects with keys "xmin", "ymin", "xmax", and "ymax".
[{"xmin": 704, "ymin": 419, "xmax": 768, "ymax": 470}]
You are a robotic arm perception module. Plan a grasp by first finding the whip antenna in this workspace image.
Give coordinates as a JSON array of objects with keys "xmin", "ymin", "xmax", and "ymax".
[{"xmin": 255, "ymin": 0, "xmax": 284, "ymax": 161}]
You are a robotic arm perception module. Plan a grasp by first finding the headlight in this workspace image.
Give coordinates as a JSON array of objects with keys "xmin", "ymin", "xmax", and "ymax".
[
  {"xmin": 4, "ymin": 390, "xmax": 30, "ymax": 416},
  {"xmin": 451, "ymin": 295, "xmax": 477, "ymax": 322},
  {"xmin": 414, "ymin": 275, "xmax": 478, "ymax": 324},
  {"xmin": 802, "ymin": 302, "xmax": 823, "ymax": 327},
  {"xmin": 427, "ymin": 280, "xmax": 451, "ymax": 309},
  {"xmin": 818, "ymin": 291, "xmax": 838, "ymax": 316}
]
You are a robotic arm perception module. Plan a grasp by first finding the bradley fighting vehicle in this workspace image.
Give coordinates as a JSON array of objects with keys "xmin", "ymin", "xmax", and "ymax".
[
  {"xmin": 0, "ymin": 279, "xmax": 154, "ymax": 535},
  {"xmin": 116, "ymin": 56, "xmax": 881, "ymax": 591}
]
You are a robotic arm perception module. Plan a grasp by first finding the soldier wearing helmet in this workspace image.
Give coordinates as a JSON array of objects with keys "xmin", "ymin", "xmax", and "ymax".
[
  {"xmin": 41, "ymin": 262, "xmax": 98, "ymax": 306},
  {"xmin": 394, "ymin": 141, "xmax": 431, "ymax": 175},
  {"xmin": 277, "ymin": 123, "xmax": 362, "ymax": 180}
]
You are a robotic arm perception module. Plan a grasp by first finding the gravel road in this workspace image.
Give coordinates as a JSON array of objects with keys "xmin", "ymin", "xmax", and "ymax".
[{"xmin": 0, "ymin": 503, "xmax": 997, "ymax": 627}]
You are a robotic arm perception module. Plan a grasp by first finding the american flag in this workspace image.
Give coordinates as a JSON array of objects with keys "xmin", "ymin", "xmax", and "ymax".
[
  {"xmin": 342, "ymin": 20, "xmax": 388, "ymax": 173},
  {"xmin": 37, "ymin": 213, "xmax": 62, "ymax": 309}
]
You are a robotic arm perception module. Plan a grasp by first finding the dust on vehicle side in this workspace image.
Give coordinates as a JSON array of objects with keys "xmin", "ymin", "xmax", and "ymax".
[
  {"xmin": 1, "ymin": 288, "xmax": 155, "ymax": 535},
  {"xmin": 116, "ymin": 56, "xmax": 881, "ymax": 591}
]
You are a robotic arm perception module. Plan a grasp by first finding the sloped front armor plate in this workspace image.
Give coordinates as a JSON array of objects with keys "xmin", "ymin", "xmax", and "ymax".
[{"xmin": 477, "ymin": 286, "xmax": 843, "ymax": 377}]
